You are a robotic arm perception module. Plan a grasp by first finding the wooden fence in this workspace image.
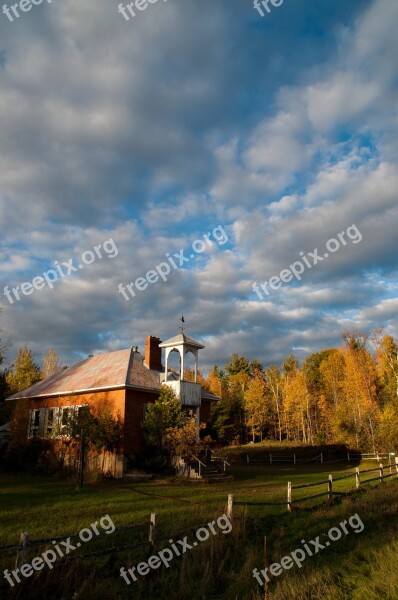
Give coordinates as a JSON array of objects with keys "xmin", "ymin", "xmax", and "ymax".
[
  {"xmin": 229, "ymin": 457, "xmax": 398, "ymax": 516},
  {"xmin": 0, "ymin": 513, "xmax": 222, "ymax": 569},
  {"xmin": 226, "ymin": 450, "xmax": 396, "ymax": 466},
  {"xmin": 287, "ymin": 457, "xmax": 398, "ymax": 512}
]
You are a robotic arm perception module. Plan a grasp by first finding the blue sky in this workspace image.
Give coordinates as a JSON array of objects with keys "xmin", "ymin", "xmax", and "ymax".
[{"xmin": 0, "ymin": 0, "xmax": 397, "ymax": 372}]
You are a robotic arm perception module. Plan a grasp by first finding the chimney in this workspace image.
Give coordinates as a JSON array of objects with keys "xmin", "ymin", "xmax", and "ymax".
[{"xmin": 144, "ymin": 336, "xmax": 162, "ymax": 371}]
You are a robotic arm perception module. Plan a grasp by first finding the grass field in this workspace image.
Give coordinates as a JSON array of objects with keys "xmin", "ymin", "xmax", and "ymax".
[{"xmin": 1, "ymin": 457, "xmax": 397, "ymax": 599}]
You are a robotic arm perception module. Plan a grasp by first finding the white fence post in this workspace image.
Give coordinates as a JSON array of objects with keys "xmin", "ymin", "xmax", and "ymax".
[
  {"xmin": 15, "ymin": 532, "xmax": 29, "ymax": 569},
  {"xmin": 355, "ymin": 467, "xmax": 360, "ymax": 490},
  {"xmin": 395, "ymin": 456, "xmax": 398, "ymax": 478},
  {"xmin": 149, "ymin": 513, "xmax": 156, "ymax": 547},
  {"xmin": 379, "ymin": 462, "xmax": 384, "ymax": 483},
  {"xmin": 328, "ymin": 474, "xmax": 333, "ymax": 502},
  {"xmin": 287, "ymin": 482, "xmax": 292, "ymax": 512},
  {"xmin": 227, "ymin": 494, "xmax": 233, "ymax": 520}
]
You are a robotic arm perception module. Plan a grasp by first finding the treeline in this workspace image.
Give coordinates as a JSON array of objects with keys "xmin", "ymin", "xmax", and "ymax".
[{"xmin": 192, "ymin": 329, "xmax": 398, "ymax": 452}]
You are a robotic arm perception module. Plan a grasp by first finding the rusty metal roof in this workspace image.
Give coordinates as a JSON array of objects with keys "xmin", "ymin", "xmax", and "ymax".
[
  {"xmin": 6, "ymin": 348, "xmax": 220, "ymax": 401},
  {"xmin": 6, "ymin": 349, "xmax": 160, "ymax": 400}
]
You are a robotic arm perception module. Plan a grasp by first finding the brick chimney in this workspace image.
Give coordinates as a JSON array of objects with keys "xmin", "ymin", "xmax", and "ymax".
[{"xmin": 144, "ymin": 336, "xmax": 162, "ymax": 371}]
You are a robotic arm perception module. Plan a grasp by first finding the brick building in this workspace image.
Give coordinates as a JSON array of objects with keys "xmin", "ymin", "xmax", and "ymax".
[{"xmin": 6, "ymin": 333, "xmax": 219, "ymax": 477}]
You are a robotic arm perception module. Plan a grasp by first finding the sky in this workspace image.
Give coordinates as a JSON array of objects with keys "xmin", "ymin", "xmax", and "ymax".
[{"xmin": 0, "ymin": 0, "xmax": 397, "ymax": 373}]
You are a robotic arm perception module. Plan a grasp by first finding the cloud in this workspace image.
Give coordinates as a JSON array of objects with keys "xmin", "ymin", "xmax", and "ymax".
[{"xmin": 1, "ymin": 0, "xmax": 397, "ymax": 373}]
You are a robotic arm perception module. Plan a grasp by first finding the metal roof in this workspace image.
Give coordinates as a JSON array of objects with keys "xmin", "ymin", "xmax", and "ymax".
[{"xmin": 6, "ymin": 347, "xmax": 219, "ymax": 401}]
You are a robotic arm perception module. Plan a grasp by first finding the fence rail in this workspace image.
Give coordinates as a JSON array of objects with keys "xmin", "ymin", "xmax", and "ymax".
[
  {"xmin": 0, "ymin": 511, "xmax": 228, "ymax": 568},
  {"xmin": 229, "ymin": 458, "xmax": 398, "ymax": 515},
  {"xmin": 224, "ymin": 450, "xmax": 396, "ymax": 467},
  {"xmin": 287, "ymin": 458, "xmax": 398, "ymax": 512}
]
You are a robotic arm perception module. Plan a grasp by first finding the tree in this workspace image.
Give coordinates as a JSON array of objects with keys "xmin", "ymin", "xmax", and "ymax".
[
  {"xmin": 68, "ymin": 405, "xmax": 123, "ymax": 475},
  {"xmin": 225, "ymin": 354, "xmax": 250, "ymax": 376},
  {"xmin": 142, "ymin": 386, "xmax": 185, "ymax": 449},
  {"xmin": 283, "ymin": 370, "xmax": 312, "ymax": 443},
  {"xmin": 374, "ymin": 333, "xmax": 398, "ymax": 405},
  {"xmin": 303, "ymin": 349, "xmax": 336, "ymax": 442},
  {"xmin": 6, "ymin": 347, "xmax": 42, "ymax": 394},
  {"xmin": 42, "ymin": 348, "xmax": 62, "ymax": 379},
  {"xmin": 209, "ymin": 375, "xmax": 245, "ymax": 445},
  {"xmin": 377, "ymin": 403, "xmax": 398, "ymax": 451},
  {"xmin": 249, "ymin": 360, "xmax": 263, "ymax": 377},
  {"xmin": 0, "ymin": 318, "xmax": 11, "ymax": 419},
  {"xmin": 244, "ymin": 373, "xmax": 268, "ymax": 441},
  {"xmin": 265, "ymin": 365, "xmax": 283, "ymax": 441},
  {"xmin": 337, "ymin": 333, "xmax": 380, "ymax": 450},
  {"xmin": 206, "ymin": 365, "xmax": 222, "ymax": 397},
  {"xmin": 282, "ymin": 354, "xmax": 299, "ymax": 381},
  {"xmin": 162, "ymin": 414, "xmax": 204, "ymax": 458}
]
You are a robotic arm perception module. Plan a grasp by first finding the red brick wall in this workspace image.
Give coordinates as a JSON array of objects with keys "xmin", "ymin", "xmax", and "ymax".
[
  {"xmin": 124, "ymin": 388, "xmax": 159, "ymax": 454},
  {"xmin": 26, "ymin": 389, "xmax": 126, "ymax": 449},
  {"xmin": 26, "ymin": 388, "xmax": 214, "ymax": 456}
]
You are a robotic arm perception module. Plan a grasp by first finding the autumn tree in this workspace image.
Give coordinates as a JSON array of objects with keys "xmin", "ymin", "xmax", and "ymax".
[
  {"xmin": 283, "ymin": 370, "xmax": 313, "ymax": 443},
  {"xmin": 374, "ymin": 333, "xmax": 398, "ymax": 405},
  {"xmin": 244, "ymin": 372, "xmax": 268, "ymax": 441},
  {"xmin": 265, "ymin": 365, "xmax": 283, "ymax": 441},
  {"xmin": 206, "ymin": 365, "xmax": 222, "ymax": 397},
  {"xmin": 339, "ymin": 331, "xmax": 380, "ymax": 450},
  {"xmin": 162, "ymin": 414, "xmax": 205, "ymax": 458},
  {"xmin": 6, "ymin": 347, "xmax": 42, "ymax": 394},
  {"xmin": 42, "ymin": 348, "xmax": 62, "ymax": 379},
  {"xmin": 303, "ymin": 349, "xmax": 335, "ymax": 443}
]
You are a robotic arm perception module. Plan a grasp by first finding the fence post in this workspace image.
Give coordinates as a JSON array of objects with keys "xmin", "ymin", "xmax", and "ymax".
[
  {"xmin": 270, "ymin": 454, "xmax": 272, "ymax": 465},
  {"xmin": 227, "ymin": 494, "xmax": 233, "ymax": 520},
  {"xmin": 379, "ymin": 462, "xmax": 384, "ymax": 483},
  {"xmin": 395, "ymin": 456, "xmax": 398, "ymax": 478},
  {"xmin": 328, "ymin": 474, "xmax": 333, "ymax": 502},
  {"xmin": 376, "ymin": 453, "xmax": 380, "ymax": 462},
  {"xmin": 149, "ymin": 513, "xmax": 156, "ymax": 547},
  {"xmin": 15, "ymin": 532, "xmax": 29, "ymax": 569},
  {"xmin": 388, "ymin": 453, "xmax": 392, "ymax": 475},
  {"xmin": 347, "ymin": 452, "xmax": 350, "ymax": 463},
  {"xmin": 355, "ymin": 467, "xmax": 360, "ymax": 490},
  {"xmin": 320, "ymin": 452, "xmax": 323, "ymax": 464},
  {"xmin": 293, "ymin": 453, "xmax": 296, "ymax": 465},
  {"xmin": 287, "ymin": 482, "xmax": 292, "ymax": 512}
]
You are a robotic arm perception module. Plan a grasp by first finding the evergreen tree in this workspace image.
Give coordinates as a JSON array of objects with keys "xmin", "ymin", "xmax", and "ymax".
[
  {"xmin": 6, "ymin": 347, "xmax": 42, "ymax": 394},
  {"xmin": 142, "ymin": 386, "xmax": 185, "ymax": 448}
]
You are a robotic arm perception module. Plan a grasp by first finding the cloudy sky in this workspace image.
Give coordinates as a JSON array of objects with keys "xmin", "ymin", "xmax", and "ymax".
[{"xmin": 1, "ymin": 0, "xmax": 397, "ymax": 372}]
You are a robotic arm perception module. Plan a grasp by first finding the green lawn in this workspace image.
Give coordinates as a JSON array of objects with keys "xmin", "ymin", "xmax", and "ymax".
[{"xmin": 0, "ymin": 461, "xmax": 397, "ymax": 599}]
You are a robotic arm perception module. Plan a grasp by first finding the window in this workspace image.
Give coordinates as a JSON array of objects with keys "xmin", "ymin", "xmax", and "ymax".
[
  {"xmin": 60, "ymin": 407, "xmax": 73, "ymax": 436},
  {"xmin": 29, "ymin": 409, "xmax": 40, "ymax": 438},
  {"xmin": 46, "ymin": 408, "xmax": 54, "ymax": 436}
]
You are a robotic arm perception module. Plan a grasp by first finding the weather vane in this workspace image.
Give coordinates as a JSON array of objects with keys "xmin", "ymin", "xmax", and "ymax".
[{"xmin": 179, "ymin": 315, "xmax": 185, "ymax": 332}]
